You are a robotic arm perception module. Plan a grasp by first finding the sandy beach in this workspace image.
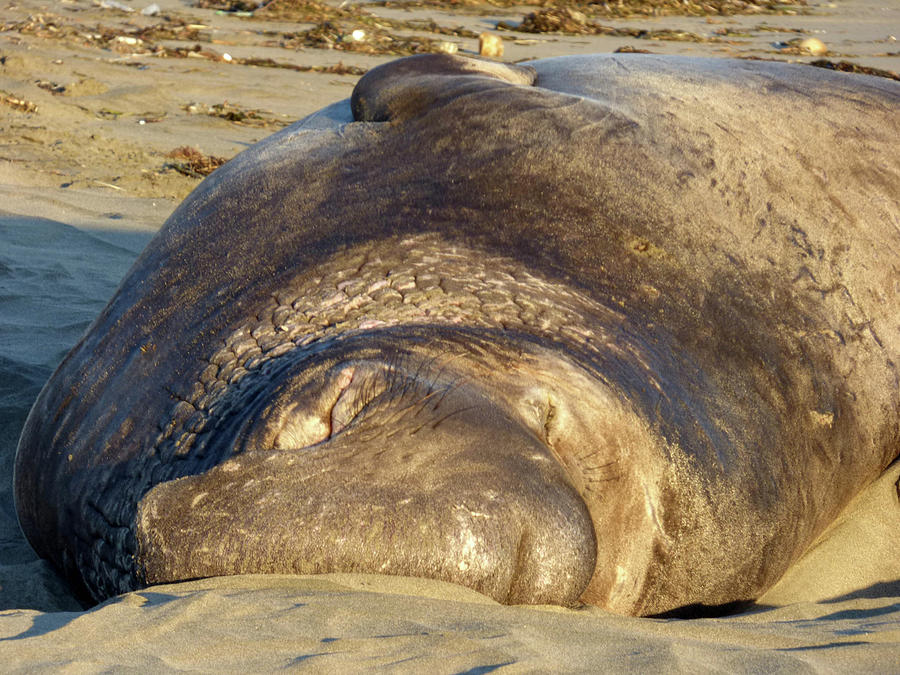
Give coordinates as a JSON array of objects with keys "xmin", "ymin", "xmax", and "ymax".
[{"xmin": 1, "ymin": 0, "xmax": 898, "ymax": 670}]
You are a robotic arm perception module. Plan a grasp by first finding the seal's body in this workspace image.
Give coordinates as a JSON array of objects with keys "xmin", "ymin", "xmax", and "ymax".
[{"xmin": 15, "ymin": 54, "xmax": 900, "ymax": 616}]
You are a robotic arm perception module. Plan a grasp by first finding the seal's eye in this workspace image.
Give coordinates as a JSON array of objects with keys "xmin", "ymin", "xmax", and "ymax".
[
  {"xmin": 238, "ymin": 354, "xmax": 466, "ymax": 454},
  {"xmin": 246, "ymin": 362, "xmax": 391, "ymax": 451},
  {"xmin": 274, "ymin": 365, "xmax": 379, "ymax": 448}
]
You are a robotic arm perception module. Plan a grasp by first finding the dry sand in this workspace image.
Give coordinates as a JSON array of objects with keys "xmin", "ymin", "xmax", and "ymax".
[{"xmin": 1, "ymin": 0, "xmax": 898, "ymax": 670}]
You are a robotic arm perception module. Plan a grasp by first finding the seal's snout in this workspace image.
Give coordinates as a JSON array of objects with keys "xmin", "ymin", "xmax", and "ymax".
[{"xmin": 135, "ymin": 370, "xmax": 597, "ymax": 606}]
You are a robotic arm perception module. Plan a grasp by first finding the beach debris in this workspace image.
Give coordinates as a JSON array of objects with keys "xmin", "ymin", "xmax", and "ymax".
[
  {"xmin": 35, "ymin": 80, "xmax": 66, "ymax": 94},
  {"xmin": 809, "ymin": 59, "xmax": 899, "ymax": 81},
  {"xmin": 97, "ymin": 0, "xmax": 135, "ymax": 12},
  {"xmin": 797, "ymin": 37, "xmax": 827, "ymax": 55},
  {"xmin": 0, "ymin": 90, "xmax": 37, "ymax": 113},
  {"xmin": 412, "ymin": 20, "xmax": 478, "ymax": 39},
  {"xmin": 195, "ymin": 0, "xmax": 262, "ymax": 11},
  {"xmin": 137, "ymin": 111, "xmax": 166, "ymax": 123},
  {"xmin": 478, "ymin": 32, "xmax": 503, "ymax": 58},
  {"xmin": 212, "ymin": 0, "xmax": 479, "ymax": 55},
  {"xmin": 183, "ymin": 101, "xmax": 290, "ymax": 127},
  {"xmin": 773, "ymin": 36, "xmax": 828, "ymax": 55},
  {"xmin": 359, "ymin": 0, "xmax": 808, "ymax": 19},
  {"xmin": 93, "ymin": 179, "xmax": 125, "ymax": 190},
  {"xmin": 614, "ymin": 45, "xmax": 654, "ymax": 53},
  {"xmin": 0, "ymin": 4, "xmax": 474, "ymax": 62},
  {"xmin": 165, "ymin": 146, "xmax": 228, "ymax": 178},
  {"xmin": 250, "ymin": 0, "xmax": 362, "ymax": 21},
  {"xmin": 277, "ymin": 21, "xmax": 461, "ymax": 56},
  {"xmin": 185, "ymin": 45, "xmax": 229, "ymax": 60},
  {"xmin": 711, "ymin": 26, "xmax": 752, "ymax": 37},
  {"xmin": 0, "ymin": 12, "xmax": 210, "ymax": 57},
  {"xmin": 235, "ymin": 58, "xmax": 366, "ymax": 75},
  {"xmin": 501, "ymin": 7, "xmax": 592, "ymax": 35},
  {"xmin": 141, "ymin": 3, "xmax": 161, "ymax": 15},
  {"xmin": 497, "ymin": 11, "xmax": 722, "ymax": 44}
]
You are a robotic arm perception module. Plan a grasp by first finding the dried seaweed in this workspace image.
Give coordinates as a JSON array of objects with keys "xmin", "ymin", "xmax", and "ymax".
[
  {"xmin": 367, "ymin": 0, "xmax": 807, "ymax": 19},
  {"xmin": 809, "ymin": 59, "xmax": 900, "ymax": 82},
  {"xmin": 276, "ymin": 21, "xmax": 460, "ymax": 56},
  {"xmin": 235, "ymin": 57, "xmax": 367, "ymax": 74},
  {"xmin": 498, "ymin": 8, "xmax": 724, "ymax": 42},
  {"xmin": 165, "ymin": 146, "xmax": 228, "ymax": 177},
  {"xmin": 183, "ymin": 101, "xmax": 291, "ymax": 127}
]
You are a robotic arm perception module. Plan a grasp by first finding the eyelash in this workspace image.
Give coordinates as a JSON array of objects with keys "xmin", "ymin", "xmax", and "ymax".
[{"xmin": 330, "ymin": 353, "xmax": 465, "ymax": 439}]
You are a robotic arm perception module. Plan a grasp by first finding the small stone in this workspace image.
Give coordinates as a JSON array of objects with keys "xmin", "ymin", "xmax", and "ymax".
[
  {"xmin": 798, "ymin": 37, "xmax": 828, "ymax": 56},
  {"xmin": 436, "ymin": 41, "xmax": 458, "ymax": 55},
  {"xmin": 479, "ymin": 32, "xmax": 504, "ymax": 58}
]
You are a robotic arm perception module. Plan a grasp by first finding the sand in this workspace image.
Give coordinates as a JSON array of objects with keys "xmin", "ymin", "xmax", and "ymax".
[{"xmin": 0, "ymin": 0, "xmax": 898, "ymax": 670}]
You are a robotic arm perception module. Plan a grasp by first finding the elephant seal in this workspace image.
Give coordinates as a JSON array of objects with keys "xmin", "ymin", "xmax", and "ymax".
[{"xmin": 14, "ymin": 54, "xmax": 900, "ymax": 616}]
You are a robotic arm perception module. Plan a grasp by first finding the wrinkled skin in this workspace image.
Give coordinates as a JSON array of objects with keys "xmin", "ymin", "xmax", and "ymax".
[{"xmin": 14, "ymin": 54, "xmax": 900, "ymax": 616}]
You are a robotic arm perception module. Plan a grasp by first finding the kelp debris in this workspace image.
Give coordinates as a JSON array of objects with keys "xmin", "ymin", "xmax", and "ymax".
[
  {"xmin": 498, "ymin": 8, "xmax": 727, "ymax": 42},
  {"xmin": 809, "ymin": 59, "xmax": 900, "ymax": 81},
  {"xmin": 366, "ymin": 0, "xmax": 807, "ymax": 19},
  {"xmin": 165, "ymin": 146, "xmax": 228, "ymax": 177},
  {"xmin": 183, "ymin": 101, "xmax": 290, "ymax": 127},
  {"xmin": 613, "ymin": 45, "xmax": 653, "ymax": 53},
  {"xmin": 236, "ymin": 57, "xmax": 366, "ymax": 74},
  {"xmin": 275, "ymin": 21, "xmax": 464, "ymax": 56}
]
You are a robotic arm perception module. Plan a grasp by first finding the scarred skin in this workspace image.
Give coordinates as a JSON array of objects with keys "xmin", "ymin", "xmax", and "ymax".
[{"xmin": 14, "ymin": 54, "xmax": 900, "ymax": 616}]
